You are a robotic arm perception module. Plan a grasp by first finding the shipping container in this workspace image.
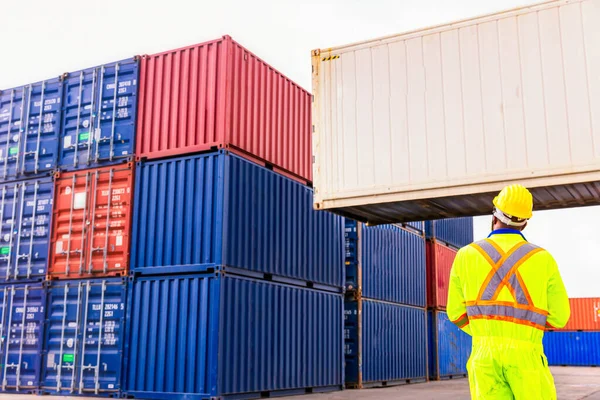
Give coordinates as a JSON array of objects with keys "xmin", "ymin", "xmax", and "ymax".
[
  {"xmin": 60, "ymin": 58, "xmax": 138, "ymax": 171},
  {"xmin": 552, "ymin": 298, "xmax": 600, "ymax": 331},
  {"xmin": 426, "ymin": 241, "xmax": 457, "ymax": 309},
  {"xmin": 0, "ymin": 78, "xmax": 62, "ymax": 181},
  {"xmin": 123, "ymin": 273, "xmax": 343, "ymax": 399},
  {"xmin": 428, "ymin": 310, "xmax": 471, "ymax": 380},
  {"xmin": 345, "ymin": 299, "xmax": 427, "ymax": 388},
  {"xmin": 0, "ymin": 177, "xmax": 54, "ymax": 282},
  {"xmin": 0, "ymin": 283, "xmax": 45, "ymax": 394},
  {"xmin": 41, "ymin": 278, "xmax": 126, "ymax": 396},
  {"xmin": 49, "ymin": 164, "xmax": 133, "ymax": 279},
  {"xmin": 425, "ymin": 218, "xmax": 473, "ymax": 249},
  {"xmin": 345, "ymin": 219, "xmax": 425, "ymax": 306},
  {"xmin": 136, "ymin": 35, "xmax": 311, "ymax": 183},
  {"xmin": 131, "ymin": 151, "xmax": 343, "ymax": 290},
  {"xmin": 312, "ymin": 0, "xmax": 600, "ymax": 224},
  {"xmin": 543, "ymin": 331, "xmax": 600, "ymax": 367}
]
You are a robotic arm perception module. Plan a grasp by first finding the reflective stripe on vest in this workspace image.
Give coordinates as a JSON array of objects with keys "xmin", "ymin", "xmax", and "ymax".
[{"xmin": 468, "ymin": 239, "xmax": 546, "ymax": 330}]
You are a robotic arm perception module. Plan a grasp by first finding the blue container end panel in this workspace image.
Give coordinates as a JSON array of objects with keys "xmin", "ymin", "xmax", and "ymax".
[
  {"xmin": 0, "ymin": 283, "xmax": 45, "ymax": 393},
  {"xmin": 543, "ymin": 331, "xmax": 600, "ymax": 367},
  {"xmin": 0, "ymin": 79, "xmax": 62, "ymax": 181},
  {"xmin": 425, "ymin": 218, "xmax": 474, "ymax": 249},
  {"xmin": 41, "ymin": 278, "xmax": 126, "ymax": 396},
  {"xmin": 0, "ymin": 177, "xmax": 53, "ymax": 282},
  {"xmin": 124, "ymin": 273, "xmax": 343, "ymax": 399},
  {"xmin": 60, "ymin": 58, "xmax": 138, "ymax": 171},
  {"xmin": 344, "ymin": 219, "xmax": 426, "ymax": 307},
  {"xmin": 345, "ymin": 299, "xmax": 427, "ymax": 388},
  {"xmin": 428, "ymin": 310, "xmax": 471, "ymax": 380}
]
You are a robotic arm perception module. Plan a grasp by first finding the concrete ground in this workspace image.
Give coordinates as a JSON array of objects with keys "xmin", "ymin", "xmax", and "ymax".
[{"xmin": 0, "ymin": 367, "xmax": 597, "ymax": 399}]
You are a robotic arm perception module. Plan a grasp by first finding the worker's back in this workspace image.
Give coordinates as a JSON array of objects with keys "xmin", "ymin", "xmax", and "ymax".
[{"xmin": 448, "ymin": 228, "xmax": 570, "ymax": 399}]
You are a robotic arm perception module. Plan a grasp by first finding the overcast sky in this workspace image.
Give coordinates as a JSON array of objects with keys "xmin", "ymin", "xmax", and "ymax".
[{"xmin": 3, "ymin": 0, "xmax": 598, "ymax": 297}]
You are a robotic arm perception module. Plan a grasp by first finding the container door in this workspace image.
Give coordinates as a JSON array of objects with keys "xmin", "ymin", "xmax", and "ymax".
[
  {"xmin": 0, "ymin": 184, "xmax": 20, "ymax": 281},
  {"xmin": 50, "ymin": 172, "xmax": 92, "ymax": 278},
  {"xmin": 0, "ymin": 284, "xmax": 45, "ymax": 392},
  {"xmin": 0, "ymin": 88, "xmax": 25, "ymax": 180},
  {"xmin": 42, "ymin": 281, "xmax": 83, "ymax": 394},
  {"xmin": 21, "ymin": 80, "xmax": 62, "ymax": 177},
  {"xmin": 50, "ymin": 165, "xmax": 132, "ymax": 279},
  {"xmin": 60, "ymin": 60, "xmax": 137, "ymax": 170},
  {"xmin": 78, "ymin": 280, "xmax": 125, "ymax": 394},
  {"xmin": 86, "ymin": 166, "xmax": 132, "ymax": 277},
  {"xmin": 12, "ymin": 178, "xmax": 53, "ymax": 281}
]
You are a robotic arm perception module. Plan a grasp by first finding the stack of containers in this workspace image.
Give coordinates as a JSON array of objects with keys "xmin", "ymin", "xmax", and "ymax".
[
  {"xmin": 0, "ymin": 75, "xmax": 63, "ymax": 395},
  {"xmin": 344, "ymin": 220, "xmax": 428, "ymax": 388},
  {"xmin": 122, "ymin": 36, "xmax": 345, "ymax": 399},
  {"xmin": 543, "ymin": 298, "xmax": 600, "ymax": 367},
  {"xmin": 40, "ymin": 58, "xmax": 139, "ymax": 397},
  {"xmin": 425, "ymin": 217, "xmax": 473, "ymax": 380}
]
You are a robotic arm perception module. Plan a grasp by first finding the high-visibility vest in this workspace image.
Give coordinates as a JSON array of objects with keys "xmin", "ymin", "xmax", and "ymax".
[{"xmin": 447, "ymin": 231, "xmax": 570, "ymax": 343}]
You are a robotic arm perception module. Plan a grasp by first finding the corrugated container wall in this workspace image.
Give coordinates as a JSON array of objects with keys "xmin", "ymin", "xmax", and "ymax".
[
  {"xmin": 0, "ymin": 283, "xmax": 45, "ymax": 394},
  {"xmin": 426, "ymin": 241, "xmax": 457, "ymax": 309},
  {"xmin": 554, "ymin": 298, "xmax": 600, "ymax": 331},
  {"xmin": 60, "ymin": 58, "xmax": 139, "ymax": 171},
  {"xmin": 345, "ymin": 299, "xmax": 427, "ymax": 388},
  {"xmin": 345, "ymin": 219, "xmax": 425, "ymax": 307},
  {"xmin": 131, "ymin": 151, "xmax": 343, "ymax": 289},
  {"xmin": 49, "ymin": 164, "xmax": 134, "ymax": 279},
  {"xmin": 137, "ymin": 36, "xmax": 312, "ymax": 183},
  {"xmin": 41, "ymin": 278, "xmax": 126, "ymax": 396},
  {"xmin": 312, "ymin": 0, "xmax": 600, "ymax": 224},
  {"xmin": 428, "ymin": 310, "xmax": 471, "ymax": 380},
  {"xmin": 124, "ymin": 273, "xmax": 343, "ymax": 399},
  {"xmin": 0, "ymin": 177, "xmax": 53, "ymax": 282},
  {"xmin": 425, "ymin": 218, "xmax": 473, "ymax": 249},
  {"xmin": 543, "ymin": 331, "xmax": 600, "ymax": 366},
  {"xmin": 0, "ymin": 78, "xmax": 62, "ymax": 181}
]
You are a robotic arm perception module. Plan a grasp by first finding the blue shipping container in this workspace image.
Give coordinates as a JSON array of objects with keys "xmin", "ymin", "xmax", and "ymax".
[
  {"xmin": 543, "ymin": 331, "xmax": 600, "ymax": 367},
  {"xmin": 124, "ymin": 273, "xmax": 343, "ymax": 399},
  {"xmin": 428, "ymin": 310, "xmax": 471, "ymax": 380},
  {"xmin": 60, "ymin": 58, "xmax": 138, "ymax": 171},
  {"xmin": 345, "ymin": 220, "xmax": 425, "ymax": 307},
  {"xmin": 0, "ymin": 78, "xmax": 62, "ymax": 181},
  {"xmin": 41, "ymin": 278, "xmax": 126, "ymax": 396},
  {"xmin": 345, "ymin": 299, "xmax": 427, "ymax": 388},
  {"xmin": 425, "ymin": 217, "xmax": 474, "ymax": 249},
  {"xmin": 131, "ymin": 151, "xmax": 344, "ymax": 290},
  {"xmin": 0, "ymin": 283, "xmax": 45, "ymax": 393},
  {"xmin": 0, "ymin": 177, "xmax": 53, "ymax": 282}
]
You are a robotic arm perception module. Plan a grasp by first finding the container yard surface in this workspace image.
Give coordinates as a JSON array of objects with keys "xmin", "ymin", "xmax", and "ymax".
[{"xmin": 2, "ymin": 367, "xmax": 598, "ymax": 399}]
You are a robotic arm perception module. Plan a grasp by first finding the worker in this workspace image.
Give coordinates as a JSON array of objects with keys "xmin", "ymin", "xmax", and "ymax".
[{"xmin": 447, "ymin": 184, "xmax": 570, "ymax": 400}]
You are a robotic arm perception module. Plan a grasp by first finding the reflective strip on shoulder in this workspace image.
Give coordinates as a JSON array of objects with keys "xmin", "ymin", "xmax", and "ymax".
[{"xmin": 470, "ymin": 240, "xmax": 503, "ymax": 265}]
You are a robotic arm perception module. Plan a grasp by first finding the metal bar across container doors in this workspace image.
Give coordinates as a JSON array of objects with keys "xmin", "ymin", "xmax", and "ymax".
[
  {"xmin": 0, "ymin": 284, "xmax": 45, "ymax": 393},
  {"xmin": 49, "ymin": 164, "xmax": 133, "ymax": 279},
  {"xmin": 60, "ymin": 58, "xmax": 138, "ymax": 171},
  {"xmin": 42, "ymin": 278, "xmax": 126, "ymax": 395}
]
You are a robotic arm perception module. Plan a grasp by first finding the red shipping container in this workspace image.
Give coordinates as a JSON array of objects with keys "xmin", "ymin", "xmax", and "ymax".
[
  {"xmin": 427, "ymin": 240, "xmax": 457, "ymax": 309},
  {"xmin": 49, "ymin": 164, "xmax": 133, "ymax": 279},
  {"xmin": 136, "ymin": 35, "xmax": 312, "ymax": 184},
  {"xmin": 551, "ymin": 298, "xmax": 600, "ymax": 331}
]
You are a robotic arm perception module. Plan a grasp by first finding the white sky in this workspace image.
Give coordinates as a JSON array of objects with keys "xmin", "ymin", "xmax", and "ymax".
[{"xmin": 3, "ymin": 0, "xmax": 598, "ymax": 297}]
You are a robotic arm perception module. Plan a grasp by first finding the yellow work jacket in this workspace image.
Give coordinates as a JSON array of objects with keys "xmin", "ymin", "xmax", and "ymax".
[{"xmin": 447, "ymin": 229, "xmax": 570, "ymax": 343}]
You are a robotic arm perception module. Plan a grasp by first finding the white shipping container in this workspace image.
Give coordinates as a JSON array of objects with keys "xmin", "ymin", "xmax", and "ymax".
[{"xmin": 312, "ymin": 0, "xmax": 600, "ymax": 224}]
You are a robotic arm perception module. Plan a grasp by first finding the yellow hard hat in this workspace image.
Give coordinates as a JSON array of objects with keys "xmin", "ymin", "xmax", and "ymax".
[{"xmin": 492, "ymin": 184, "xmax": 533, "ymax": 220}]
